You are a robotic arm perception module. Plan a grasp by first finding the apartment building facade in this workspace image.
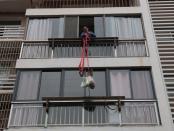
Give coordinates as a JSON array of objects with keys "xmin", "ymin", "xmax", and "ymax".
[{"xmin": 0, "ymin": 0, "xmax": 173, "ymax": 131}]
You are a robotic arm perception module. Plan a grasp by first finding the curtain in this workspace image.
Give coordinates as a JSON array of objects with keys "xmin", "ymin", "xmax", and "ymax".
[
  {"xmin": 94, "ymin": 17, "xmax": 105, "ymax": 37},
  {"xmin": 131, "ymin": 71, "xmax": 154, "ymax": 99},
  {"xmin": 26, "ymin": 18, "xmax": 64, "ymax": 40},
  {"xmin": 110, "ymin": 70, "xmax": 131, "ymax": 98},
  {"xmin": 16, "ymin": 71, "xmax": 40, "ymax": 100},
  {"xmin": 105, "ymin": 17, "xmax": 144, "ymax": 39},
  {"xmin": 105, "ymin": 17, "xmax": 117, "ymax": 37}
]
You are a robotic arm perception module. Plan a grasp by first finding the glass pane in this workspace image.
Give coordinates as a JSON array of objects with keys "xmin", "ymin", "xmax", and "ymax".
[
  {"xmin": 94, "ymin": 17, "xmax": 105, "ymax": 37},
  {"xmin": 16, "ymin": 71, "xmax": 40, "ymax": 100},
  {"xmin": 64, "ymin": 16, "xmax": 78, "ymax": 38},
  {"xmin": 26, "ymin": 18, "xmax": 64, "ymax": 40},
  {"xmin": 114, "ymin": 17, "xmax": 144, "ymax": 39},
  {"xmin": 105, "ymin": 17, "xmax": 117, "ymax": 37},
  {"xmin": 110, "ymin": 70, "xmax": 131, "ymax": 98},
  {"xmin": 39, "ymin": 72, "xmax": 61, "ymax": 100},
  {"xmin": 64, "ymin": 71, "xmax": 84, "ymax": 97},
  {"xmin": 86, "ymin": 71, "xmax": 106, "ymax": 96},
  {"xmin": 51, "ymin": 18, "xmax": 64, "ymax": 38},
  {"xmin": 131, "ymin": 71, "xmax": 154, "ymax": 99}
]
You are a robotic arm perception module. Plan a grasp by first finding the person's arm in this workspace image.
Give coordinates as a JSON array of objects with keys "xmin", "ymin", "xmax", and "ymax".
[
  {"xmin": 89, "ymin": 31, "xmax": 96, "ymax": 37},
  {"xmin": 80, "ymin": 32, "xmax": 84, "ymax": 38}
]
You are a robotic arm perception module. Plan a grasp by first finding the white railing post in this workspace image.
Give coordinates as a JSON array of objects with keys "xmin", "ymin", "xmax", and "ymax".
[
  {"xmin": 154, "ymin": 102, "xmax": 160, "ymax": 125},
  {"xmin": 144, "ymin": 40, "xmax": 149, "ymax": 57},
  {"xmin": 82, "ymin": 104, "xmax": 85, "ymax": 126},
  {"xmin": 7, "ymin": 104, "xmax": 13, "ymax": 128},
  {"xmin": 51, "ymin": 41, "xmax": 54, "ymax": 59},
  {"xmin": 119, "ymin": 112, "xmax": 122, "ymax": 126},
  {"xmin": 44, "ymin": 112, "xmax": 48, "ymax": 128},
  {"xmin": 19, "ymin": 42, "xmax": 24, "ymax": 58}
]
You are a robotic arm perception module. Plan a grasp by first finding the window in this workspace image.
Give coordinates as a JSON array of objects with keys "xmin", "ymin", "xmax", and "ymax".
[
  {"xmin": 64, "ymin": 16, "xmax": 78, "ymax": 38},
  {"xmin": 26, "ymin": 18, "xmax": 64, "ymax": 40},
  {"xmin": 16, "ymin": 71, "xmax": 40, "ymax": 100},
  {"xmin": 131, "ymin": 71, "xmax": 154, "ymax": 99},
  {"xmin": 63, "ymin": 70, "xmax": 106, "ymax": 97},
  {"xmin": 26, "ymin": 15, "xmax": 144, "ymax": 39},
  {"xmin": 110, "ymin": 70, "xmax": 155, "ymax": 99},
  {"xmin": 15, "ymin": 69, "xmax": 154, "ymax": 101},
  {"xmin": 63, "ymin": 70, "xmax": 84, "ymax": 97},
  {"xmin": 110, "ymin": 70, "xmax": 131, "ymax": 98},
  {"xmin": 39, "ymin": 72, "xmax": 61, "ymax": 100},
  {"xmin": 79, "ymin": 16, "xmax": 94, "ymax": 36},
  {"xmin": 105, "ymin": 16, "xmax": 144, "ymax": 39}
]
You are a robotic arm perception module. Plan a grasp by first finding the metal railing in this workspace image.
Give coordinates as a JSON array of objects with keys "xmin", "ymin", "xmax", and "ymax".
[
  {"xmin": 0, "ymin": 93, "xmax": 12, "ymax": 130},
  {"xmin": 8, "ymin": 98, "xmax": 159, "ymax": 127},
  {"xmin": 32, "ymin": 0, "xmax": 140, "ymax": 8},
  {"xmin": 0, "ymin": 25, "xmax": 25, "ymax": 39},
  {"xmin": 20, "ymin": 38, "xmax": 148, "ymax": 59}
]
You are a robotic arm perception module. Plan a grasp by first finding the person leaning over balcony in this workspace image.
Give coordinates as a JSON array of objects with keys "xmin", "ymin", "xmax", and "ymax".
[{"xmin": 80, "ymin": 26, "xmax": 96, "ymax": 38}]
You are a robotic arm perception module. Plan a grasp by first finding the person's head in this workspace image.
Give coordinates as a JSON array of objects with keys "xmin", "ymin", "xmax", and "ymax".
[{"xmin": 83, "ymin": 26, "xmax": 89, "ymax": 33}]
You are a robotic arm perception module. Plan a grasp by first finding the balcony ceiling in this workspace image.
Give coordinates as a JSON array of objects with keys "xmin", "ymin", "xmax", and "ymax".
[{"xmin": 0, "ymin": 0, "xmax": 31, "ymax": 13}]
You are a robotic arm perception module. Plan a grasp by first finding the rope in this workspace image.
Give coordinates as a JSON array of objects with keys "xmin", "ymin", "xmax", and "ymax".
[{"xmin": 79, "ymin": 33, "xmax": 90, "ymax": 77}]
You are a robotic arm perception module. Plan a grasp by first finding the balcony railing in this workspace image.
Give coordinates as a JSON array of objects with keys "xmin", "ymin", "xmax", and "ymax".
[
  {"xmin": 32, "ymin": 0, "xmax": 140, "ymax": 8},
  {"xmin": 20, "ymin": 38, "xmax": 148, "ymax": 59},
  {"xmin": 8, "ymin": 97, "xmax": 159, "ymax": 128},
  {"xmin": 0, "ymin": 25, "xmax": 25, "ymax": 39}
]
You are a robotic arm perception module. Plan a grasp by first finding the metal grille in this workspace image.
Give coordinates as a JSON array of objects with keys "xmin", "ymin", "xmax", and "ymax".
[
  {"xmin": 148, "ymin": 0, "xmax": 174, "ymax": 123},
  {"xmin": 0, "ymin": 41, "xmax": 22, "ymax": 89},
  {"xmin": 8, "ymin": 100, "xmax": 159, "ymax": 127},
  {"xmin": 32, "ymin": 0, "xmax": 140, "ymax": 8},
  {"xmin": 0, "ymin": 25, "xmax": 24, "ymax": 39},
  {"xmin": 0, "ymin": 93, "xmax": 12, "ymax": 130}
]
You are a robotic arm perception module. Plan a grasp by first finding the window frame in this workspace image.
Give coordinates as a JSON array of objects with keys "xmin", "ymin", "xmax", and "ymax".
[
  {"xmin": 13, "ymin": 68, "xmax": 156, "ymax": 101},
  {"xmin": 26, "ymin": 14, "xmax": 145, "ymax": 39}
]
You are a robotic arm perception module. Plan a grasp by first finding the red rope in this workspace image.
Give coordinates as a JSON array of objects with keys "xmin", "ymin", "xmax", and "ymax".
[{"xmin": 79, "ymin": 33, "xmax": 90, "ymax": 76}]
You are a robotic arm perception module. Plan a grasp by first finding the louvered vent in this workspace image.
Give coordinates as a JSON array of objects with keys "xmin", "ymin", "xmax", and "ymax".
[{"xmin": 148, "ymin": 0, "xmax": 174, "ymax": 123}]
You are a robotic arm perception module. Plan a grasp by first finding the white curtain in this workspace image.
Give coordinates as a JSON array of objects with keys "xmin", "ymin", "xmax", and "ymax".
[
  {"xmin": 131, "ymin": 71, "xmax": 154, "ymax": 99},
  {"xmin": 16, "ymin": 71, "xmax": 40, "ymax": 100},
  {"xmin": 105, "ymin": 17, "xmax": 144, "ymax": 39},
  {"xmin": 105, "ymin": 17, "xmax": 117, "ymax": 37},
  {"xmin": 110, "ymin": 70, "xmax": 131, "ymax": 98},
  {"xmin": 26, "ymin": 18, "xmax": 64, "ymax": 40},
  {"xmin": 94, "ymin": 17, "xmax": 105, "ymax": 37}
]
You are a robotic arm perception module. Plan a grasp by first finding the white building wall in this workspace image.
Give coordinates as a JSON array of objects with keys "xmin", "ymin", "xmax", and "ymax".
[{"xmin": 10, "ymin": 0, "xmax": 174, "ymax": 131}]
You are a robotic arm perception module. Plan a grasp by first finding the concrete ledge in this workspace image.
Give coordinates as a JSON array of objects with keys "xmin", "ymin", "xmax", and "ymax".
[
  {"xmin": 16, "ymin": 57, "xmax": 150, "ymax": 69},
  {"xmin": 26, "ymin": 7, "xmax": 141, "ymax": 16}
]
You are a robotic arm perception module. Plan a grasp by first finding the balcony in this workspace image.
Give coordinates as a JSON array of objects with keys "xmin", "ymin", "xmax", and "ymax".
[
  {"xmin": 32, "ymin": 0, "xmax": 140, "ymax": 8},
  {"xmin": 20, "ymin": 38, "xmax": 148, "ymax": 59},
  {"xmin": 8, "ymin": 97, "xmax": 159, "ymax": 128},
  {"xmin": 0, "ymin": 25, "xmax": 25, "ymax": 39}
]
